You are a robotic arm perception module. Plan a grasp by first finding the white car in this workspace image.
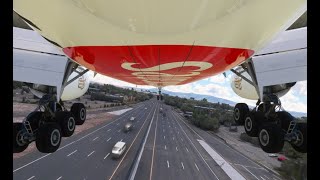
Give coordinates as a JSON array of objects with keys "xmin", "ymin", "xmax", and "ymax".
[
  {"xmin": 130, "ymin": 117, "xmax": 135, "ymax": 121},
  {"xmin": 268, "ymin": 154, "xmax": 278, "ymax": 157},
  {"xmin": 112, "ymin": 141, "xmax": 127, "ymax": 158}
]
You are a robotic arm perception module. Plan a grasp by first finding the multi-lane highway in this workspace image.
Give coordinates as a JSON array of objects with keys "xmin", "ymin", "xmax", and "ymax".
[{"xmin": 13, "ymin": 99, "xmax": 282, "ymax": 180}]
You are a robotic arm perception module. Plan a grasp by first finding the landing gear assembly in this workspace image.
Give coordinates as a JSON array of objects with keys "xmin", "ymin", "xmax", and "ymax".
[
  {"xmin": 232, "ymin": 59, "xmax": 307, "ymax": 153},
  {"xmin": 13, "ymin": 95, "xmax": 86, "ymax": 153},
  {"xmin": 13, "ymin": 60, "xmax": 88, "ymax": 153},
  {"xmin": 234, "ymin": 95, "xmax": 306, "ymax": 153}
]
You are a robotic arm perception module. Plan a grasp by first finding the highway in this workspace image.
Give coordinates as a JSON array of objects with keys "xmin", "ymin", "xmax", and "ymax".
[{"xmin": 13, "ymin": 99, "xmax": 282, "ymax": 180}]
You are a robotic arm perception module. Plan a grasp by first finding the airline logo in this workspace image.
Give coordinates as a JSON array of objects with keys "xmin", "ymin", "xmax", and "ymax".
[
  {"xmin": 121, "ymin": 61, "xmax": 213, "ymax": 87},
  {"xmin": 234, "ymin": 76, "xmax": 242, "ymax": 90},
  {"xmin": 78, "ymin": 76, "xmax": 86, "ymax": 89}
]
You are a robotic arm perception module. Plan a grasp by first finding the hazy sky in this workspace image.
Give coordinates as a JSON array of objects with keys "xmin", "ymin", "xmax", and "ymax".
[{"xmin": 92, "ymin": 72, "xmax": 307, "ymax": 113}]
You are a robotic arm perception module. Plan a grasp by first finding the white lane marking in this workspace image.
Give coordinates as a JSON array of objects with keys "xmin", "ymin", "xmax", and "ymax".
[
  {"xmin": 120, "ymin": 139, "xmax": 123, "ymax": 142},
  {"xmin": 165, "ymin": 145, "xmax": 167, "ymax": 150},
  {"xmin": 67, "ymin": 150, "xmax": 77, "ymax": 157},
  {"xmin": 232, "ymin": 163, "xmax": 264, "ymax": 170},
  {"xmin": 107, "ymin": 137, "xmax": 111, "ymax": 142},
  {"xmin": 195, "ymin": 163, "xmax": 200, "ymax": 171},
  {"xmin": 241, "ymin": 165, "xmax": 260, "ymax": 180},
  {"xmin": 27, "ymin": 176, "xmax": 35, "ymax": 180},
  {"xmin": 128, "ymin": 105, "xmax": 158, "ymax": 180},
  {"xmin": 87, "ymin": 151, "xmax": 95, "ymax": 157},
  {"xmin": 104, "ymin": 153, "xmax": 110, "ymax": 159},
  {"xmin": 13, "ymin": 105, "xmax": 144, "ymax": 173},
  {"xmin": 108, "ymin": 108, "xmax": 133, "ymax": 115},
  {"xmin": 13, "ymin": 154, "xmax": 51, "ymax": 173},
  {"xmin": 172, "ymin": 113, "xmax": 220, "ymax": 180},
  {"xmin": 164, "ymin": 136, "xmax": 165, "ymax": 139},
  {"xmin": 181, "ymin": 138, "xmax": 183, "ymax": 142},
  {"xmin": 118, "ymin": 129, "xmax": 121, "ymax": 132},
  {"xmin": 181, "ymin": 162, "xmax": 184, "ymax": 170},
  {"xmin": 186, "ymin": 147, "xmax": 189, "ymax": 152},
  {"xmin": 261, "ymin": 176, "xmax": 266, "ymax": 180},
  {"xmin": 176, "ymin": 146, "xmax": 178, "ymax": 151},
  {"xmin": 273, "ymin": 176, "xmax": 281, "ymax": 180},
  {"xmin": 173, "ymin": 137, "xmax": 175, "ymax": 140},
  {"xmin": 108, "ymin": 129, "xmax": 111, "ymax": 132},
  {"xmin": 263, "ymin": 175, "xmax": 270, "ymax": 180},
  {"xmin": 57, "ymin": 176, "xmax": 62, "ymax": 180},
  {"xmin": 167, "ymin": 160, "xmax": 170, "ymax": 168},
  {"xmin": 198, "ymin": 139, "xmax": 245, "ymax": 180},
  {"xmin": 174, "ymin": 112, "xmax": 274, "ymax": 175},
  {"xmin": 93, "ymin": 137, "xmax": 99, "ymax": 141},
  {"xmin": 150, "ymin": 108, "xmax": 160, "ymax": 180},
  {"xmin": 178, "ymin": 131, "xmax": 179, "ymax": 134}
]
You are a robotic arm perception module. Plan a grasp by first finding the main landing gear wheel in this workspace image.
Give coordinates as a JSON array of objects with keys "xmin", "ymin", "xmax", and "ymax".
[
  {"xmin": 276, "ymin": 111, "xmax": 294, "ymax": 130},
  {"xmin": 13, "ymin": 123, "xmax": 29, "ymax": 153},
  {"xmin": 234, "ymin": 103, "xmax": 249, "ymax": 125},
  {"xmin": 258, "ymin": 123, "xmax": 284, "ymax": 153},
  {"xmin": 71, "ymin": 103, "xmax": 86, "ymax": 125},
  {"xmin": 56, "ymin": 111, "xmax": 75, "ymax": 137},
  {"xmin": 291, "ymin": 123, "xmax": 307, "ymax": 153},
  {"xmin": 36, "ymin": 123, "xmax": 62, "ymax": 153},
  {"xmin": 244, "ymin": 112, "xmax": 262, "ymax": 137}
]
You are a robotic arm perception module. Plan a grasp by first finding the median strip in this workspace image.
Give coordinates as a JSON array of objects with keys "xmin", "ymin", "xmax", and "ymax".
[{"xmin": 197, "ymin": 139, "xmax": 245, "ymax": 180}]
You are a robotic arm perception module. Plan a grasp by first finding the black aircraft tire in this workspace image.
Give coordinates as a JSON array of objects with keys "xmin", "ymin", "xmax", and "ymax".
[
  {"xmin": 276, "ymin": 111, "xmax": 294, "ymax": 131},
  {"xmin": 291, "ymin": 123, "xmax": 307, "ymax": 153},
  {"xmin": 71, "ymin": 103, "xmax": 86, "ymax": 125},
  {"xmin": 56, "ymin": 112, "xmax": 75, "ymax": 137},
  {"xmin": 244, "ymin": 112, "xmax": 261, "ymax": 137},
  {"xmin": 258, "ymin": 123, "xmax": 284, "ymax": 153},
  {"xmin": 234, "ymin": 103, "xmax": 249, "ymax": 125},
  {"xmin": 36, "ymin": 123, "xmax": 61, "ymax": 153},
  {"xmin": 13, "ymin": 123, "xmax": 29, "ymax": 153}
]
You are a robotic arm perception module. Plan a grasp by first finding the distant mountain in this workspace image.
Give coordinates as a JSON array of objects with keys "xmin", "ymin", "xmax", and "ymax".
[
  {"xmin": 131, "ymin": 87, "xmax": 307, "ymax": 118},
  {"xmin": 161, "ymin": 90, "xmax": 237, "ymax": 105},
  {"xmin": 288, "ymin": 111, "xmax": 307, "ymax": 118}
]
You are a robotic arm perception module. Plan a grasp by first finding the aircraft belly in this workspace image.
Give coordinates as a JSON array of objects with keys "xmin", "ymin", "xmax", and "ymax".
[
  {"xmin": 62, "ymin": 45, "xmax": 254, "ymax": 86},
  {"xmin": 13, "ymin": 0, "xmax": 306, "ymax": 87}
]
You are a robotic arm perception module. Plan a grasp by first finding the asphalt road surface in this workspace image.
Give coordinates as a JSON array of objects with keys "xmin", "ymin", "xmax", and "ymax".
[{"xmin": 13, "ymin": 99, "xmax": 282, "ymax": 180}]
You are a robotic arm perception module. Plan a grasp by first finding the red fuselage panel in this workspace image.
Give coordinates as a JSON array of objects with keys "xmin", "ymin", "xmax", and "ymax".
[{"xmin": 63, "ymin": 45, "xmax": 254, "ymax": 87}]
